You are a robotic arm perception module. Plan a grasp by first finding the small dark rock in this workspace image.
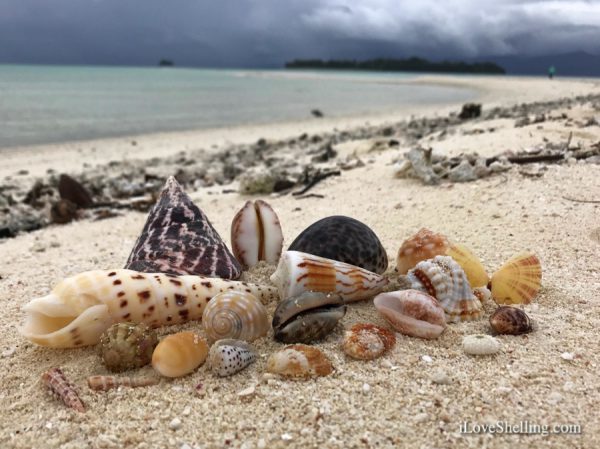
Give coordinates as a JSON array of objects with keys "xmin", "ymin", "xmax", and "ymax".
[
  {"xmin": 382, "ymin": 126, "xmax": 394, "ymax": 136},
  {"xmin": 311, "ymin": 109, "xmax": 324, "ymax": 118},
  {"xmin": 58, "ymin": 174, "xmax": 94, "ymax": 208},
  {"xmin": 458, "ymin": 103, "xmax": 482, "ymax": 120},
  {"xmin": 51, "ymin": 199, "xmax": 79, "ymax": 224}
]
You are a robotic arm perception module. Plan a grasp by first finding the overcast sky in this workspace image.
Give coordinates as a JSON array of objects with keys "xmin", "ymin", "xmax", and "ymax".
[{"xmin": 1, "ymin": 0, "xmax": 599, "ymax": 67}]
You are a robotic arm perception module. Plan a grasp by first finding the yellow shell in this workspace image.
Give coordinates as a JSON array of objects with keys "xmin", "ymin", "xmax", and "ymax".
[
  {"xmin": 152, "ymin": 332, "xmax": 209, "ymax": 378},
  {"xmin": 490, "ymin": 252, "xmax": 542, "ymax": 305},
  {"xmin": 446, "ymin": 243, "xmax": 489, "ymax": 288}
]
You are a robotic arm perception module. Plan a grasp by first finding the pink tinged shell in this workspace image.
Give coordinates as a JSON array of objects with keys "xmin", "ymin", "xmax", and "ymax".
[
  {"xmin": 407, "ymin": 256, "xmax": 483, "ymax": 323},
  {"xmin": 42, "ymin": 368, "xmax": 85, "ymax": 413},
  {"xmin": 231, "ymin": 200, "xmax": 283, "ymax": 269},
  {"xmin": 270, "ymin": 251, "xmax": 388, "ymax": 302},
  {"xmin": 373, "ymin": 290, "xmax": 446, "ymax": 339}
]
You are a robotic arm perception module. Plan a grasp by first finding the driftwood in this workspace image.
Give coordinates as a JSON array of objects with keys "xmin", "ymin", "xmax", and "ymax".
[{"xmin": 292, "ymin": 169, "xmax": 341, "ymax": 196}]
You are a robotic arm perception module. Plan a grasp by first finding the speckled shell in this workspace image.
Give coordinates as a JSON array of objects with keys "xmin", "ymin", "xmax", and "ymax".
[
  {"xmin": 446, "ymin": 243, "xmax": 489, "ymax": 288},
  {"xmin": 272, "ymin": 291, "xmax": 346, "ymax": 344},
  {"xmin": 396, "ymin": 228, "xmax": 449, "ymax": 274},
  {"xmin": 490, "ymin": 252, "xmax": 542, "ymax": 304},
  {"xmin": 373, "ymin": 290, "xmax": 446, "ymax": 339},
  {"xmin": 270, "ymin": 251, "xmax": 388, "ymax": 302},
  {"xmin": 99, "ymin": 323, "xmax": 158, "ymax": 372},
  {"xmin": 288, "ymin": 216, "xmax": 388, "ymax": 274},
  {"xmin": 489, "ymin": 306, "xmax": 533, "ymax": 335},
  {"xmin": 342, "ymin": 323, "xmax": 396, "ymax": 360},
  {"xmin": 152, "ymin": 332, "xmax": 209, "ymax": 378},
  {"xmin": 202, "ymin": 291, "xmax": 269, "ymax": 342},
  {"xmin": 231, "ymin": 200, "xmax": 283, "ymax": 269},
  {"xmin": 266, "ymin": 344, "xmax": 333, "ymax": 378},
  {"xmin": 407, "ymin": 256, "xmax": 483, "ymax": 323},
  {"xmin": 208, "ymin": 339, "xmax": 257, "ymax": 377},
  {"xmin": 19, "ymin": 269, "xmax": 278, "ymax": 348}
]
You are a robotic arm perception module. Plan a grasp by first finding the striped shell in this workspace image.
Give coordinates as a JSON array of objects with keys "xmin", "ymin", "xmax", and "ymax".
[
  {"xmin": 342, "ymin": 323, "xmax": 396, "ymax": 360},
  {"xmin": 270, "ymin": 251, "xmax": 388, "ymax": 302},
  {"xmin": 489, "ymin": 306, "xmax": 533, "ymax": 335},
  {"xmin": 201, "ymin": 291, "xmax": 269, "ymax": 342},
  {"xmin": 446, "ymin": 243, "xmax": 489, "ymax": 288},
  {"xmin": 152, "ymin": 332, "xmax": 209, "ymax": 378},
  {"xmin": 266, "ymin": 344, "xmax": 333, "ymax": 378},
  {"xmin": 42, "ymin": 368, "xmax": 85, "ymax": 412},
  {"xmin": 407, "ymin": 256, "xmax": 483, "ymax": 322},
  {"xmin": 208, "ymin": 339, "xmax": 257, "ymax": 377},
  {"xmin": 87, "ymin": 375, "xmax": 159, "ymax": 391},
  {"xmin": 490, "ymin": 252, "xmax": 542, "ymax": 304}
]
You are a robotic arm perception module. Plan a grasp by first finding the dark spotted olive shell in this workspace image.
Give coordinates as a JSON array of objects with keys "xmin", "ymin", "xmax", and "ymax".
[
  {"xmin": 288, "ymin": 216, "xmax": 388, "ymax": 274},
  {"xmin": 489, "ymin": 306, "xmax": 532, "ymax": 335},
  {"xmin": 99, "ymin": 323, "xmax": 158, "ymax": 372},
  {"xmin": 272, "ymin": 291, "xmax": 346, "ymax": 344}
]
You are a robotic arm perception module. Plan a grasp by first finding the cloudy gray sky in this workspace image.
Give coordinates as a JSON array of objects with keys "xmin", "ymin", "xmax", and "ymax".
[{"xmin": 1, "ymin": 0, "xmax": 599, "ymax": 67}]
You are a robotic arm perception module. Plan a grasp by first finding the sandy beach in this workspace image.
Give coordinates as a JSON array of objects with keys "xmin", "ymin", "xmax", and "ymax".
[{"xmin": 1, "ymin": 74, "xmax": 600, "ymax": 449}]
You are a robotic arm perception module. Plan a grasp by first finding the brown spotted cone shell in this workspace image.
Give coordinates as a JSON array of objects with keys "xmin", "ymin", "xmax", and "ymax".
[
  {"xmin": 489, "ymin": 306, "xmax": 533, "ymax": 335},
  {"xmin": 99, "ymin": 323, "xmax": 158, "ymax": 372},
  {"xmin": 125, "ymin": 176, "xmax": 242, "ymax": 279},
  {"xmin": 342, "ymin": 323, "xmax": 396, "ymax": 360}
]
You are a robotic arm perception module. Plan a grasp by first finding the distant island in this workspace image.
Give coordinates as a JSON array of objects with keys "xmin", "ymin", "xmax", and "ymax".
[
  {"xmin": 285, "ymin": 57, "xmax": 505, "ymax": 74},
  {"xmin": 158, "ymin": 59, "xmax": 174, "ymax": 67}
]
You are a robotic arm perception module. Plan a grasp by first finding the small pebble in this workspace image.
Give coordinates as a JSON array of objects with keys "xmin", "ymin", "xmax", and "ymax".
[
  {"xmin": 237, "ymin": 385, "xmax": 256, "ymax": 397},
  {"xmin": 182, "ymin": 406, "xmax": 191, "ymax": 416},
  {"xmin": 2, "ymin": 346, "xmax": 16, "ymax": 358},
  {"xmin": 362, "ymin": 383, "xmax": 371, "ymax": 393},
  {"xmin": 431, "ymin": 369, "xmax": 451, "ymax": 385},
  {"xmin": 561, "ymin": 352, "xmax": 575, "ymax": 361},
  {"xmin": 414, "ymin": 413, "xmax": 428, "ymax": 423},
  {"xmin": 421, "ymin": 355, "xmax": 433, "ymax": 363},
  {"xmin": 547, "ymin": 392, "xmax": 563, "ymax": 405},
  {"xmin": 462, "ymin": 334, "xmax": 501, "ymax": 355},
  {"xmin": 169, "ymin": 418, "xmax": 182, "ymax": 431},
  {"xmin": 281, "ymin": 433, "xmax": 293, "ymax": 441},
  {"xmin": 257, "ymin": 439, "xmax": 267, "ymax": 449}
]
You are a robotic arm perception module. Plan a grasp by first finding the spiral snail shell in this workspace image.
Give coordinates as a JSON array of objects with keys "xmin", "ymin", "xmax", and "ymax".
[{"xmin": 201, "ymin": 291, "xmax": 269, "ymax": 342}]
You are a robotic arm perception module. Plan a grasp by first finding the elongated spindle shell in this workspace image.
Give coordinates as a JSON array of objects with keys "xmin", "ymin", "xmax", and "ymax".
[
  {"xmin": 87, "ymin": 375, "xmax": 159, "ymax": 391},
  {"xmin": 42, "ymin": 368, "xmax": 85, "ymax": 412}
]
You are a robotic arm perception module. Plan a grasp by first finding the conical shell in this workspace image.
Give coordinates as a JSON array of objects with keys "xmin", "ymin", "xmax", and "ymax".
[
  {"xmin": 270, "ymin": 251, "xmax": 388, "ymax": 302},
  {"xmin": 202, "ymin": 291, "xmax": 269, "ymax": 342},
  {"xmin": 231, "ymin": 200, "xmax": 284, "ymax": 269},
  {"xmin": 396, "ymin": 228, "xmax": 449, "ymax": 274},
  {"xmin": 373, "ymin": 290, "xmax": 446, "ymax": 339},
  {"xmin": 490, "ymin": 252, "xmax": 542, "ymax": 304},
  {"xmin": 266, "ymin": 344, "xmax": 333, "ymax": 378},
  {"xmin": 407, "ymin": 255, "xmax": 482, "ymax": 323},
  {"xmin": 446, "ymin": 243, "xmax": 489, "ymax": 288},
  {"xmin": 208, "ymin": 339, "xmax": 257, "ymax": 377},
  {"xmin": 152, "ymin": 332, "xmax": 209, "ymax": 378},
  {"xmin": 489, "ymin": 306, "xmax": 533, "ymax": 335},
  {"xmin": 342, "ymin": 323, "xmax": 396, "ymax": 360}
]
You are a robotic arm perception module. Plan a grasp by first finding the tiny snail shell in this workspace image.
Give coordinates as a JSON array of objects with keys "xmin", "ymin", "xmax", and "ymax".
[
  {"xmin": 99, "ymin": 322, "xmax": 158, "ymax": 372},
  {"xmin": 373, "ymin": 290, "xmax": 446, "ymax": 339},
  {"xmin": 489, "ymin": 306, "xmax": 533, "ymax": 335},
  {"xmin": 202, "ymin": 291, "xmax": 269, "ymax": 342},
  {"xmin": 42, "ymin": 368, "xmax": 85, "ymax": 413},
  {"xmin": 266, "ymin": 344, "xmax": 333, "ymax": 378},
  {"xmin": 342, "ymin": 323, "xmax": 396, "ymax": 360},
  {"xmin": 208, "ymin": 339, "xmax": 257, "ymax": 377},
  {"xmin": 151, "ymin": 332, "xmax": 209, "ymax": 378}
]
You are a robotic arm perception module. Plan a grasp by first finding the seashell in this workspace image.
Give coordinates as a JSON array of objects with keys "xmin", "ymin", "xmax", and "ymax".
[
  {"xmin": 445, "ymin": 243, "xmax": 489, "ymax": 288},
  {"xmin": 266, "ymin": 344, "xmax": 333, "ymax": 378},
  {"xmin": 489, "ymin": 306, "xmax": 533, "ymax": 335},
  {"xmin": 373, "ymin": 290, "xmax": 446, "ymax": 339},
  {"xmin": 208, "ymin": 339, "xmax": 257, "ymax": 377},
  {"xmin": 489, "ymin": 252, "xmax": 542, "ymax": 304},
  {"xmin": 99, "ymin": 323, "xmax": 158, "ymax": 372},
  {"xmin": 42, "ymin": 368, "xmax": 85, "ymax": 412},
  {"xmin": 407, "ymin": 255, "xmax": 483, "ymax": 323},
  {"xmin": 87, "ymin": 375, "xmax": 159, "ymax": 391},
  {"xmin": 231, "ymin": 200, "xmax": 283, "ymax": 269},
  {"xmin": 462, "ymin": 334, "xmax": 501, "ymax": 356},
  {"xmin": 202, "ymin": 291, "xmax": 269, "ymax": 342},
  {"xmin": 125, "ymin": 176, "xmax": 242, "ymax": 279},
  {"xmin": 288, "ymin": 216, "xmax": 388, "ymax": 274},
  {"xmin": 342, "ymin": 323, "xmax": 396, "ymax": 360},
  {"xmin": 396, "ymin": 228, "xmax": 448, "ymax": 274},
  {"xmin": 19, "ymin": 269, "xmax": 278, "ymax": 348},
  {"xmin": 152, "ymin": 332, "xmax": 209, "ymax": 378},
  {"xmin": 272, "ymin": 291, "xmax": 346, "ymax": 343},
  {"xmin": 473, "ymin": 286, "xmax": 492, "ymax": 304},
  {"xmin": 270, "ymin": 251, "xmax": 388, "ymax": 302}
]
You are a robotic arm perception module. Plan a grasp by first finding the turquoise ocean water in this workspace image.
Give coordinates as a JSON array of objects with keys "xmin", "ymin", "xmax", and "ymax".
[{"xmin": 0, "ymin": 65, "xmax": 475, "ymax": 148}]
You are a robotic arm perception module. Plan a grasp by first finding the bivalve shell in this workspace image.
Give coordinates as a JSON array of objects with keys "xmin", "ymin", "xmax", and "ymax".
[
  {"xmin": 208, "ymin": 339, "xmax": 257, "ymax": 377},
  {"xmin": 446, "ymin": 243, "xmax": 489, "ymax": 288},
  {"xmin": 490, "ymin": 252, "xmax": 542, "ymax": 304},
  {"xmin": 489, "ymin": 306, "xmax": 532, "ymax": 335},
  {"xmin": 342, "ymin": 323, "xmax": 396, "ymax": 360},
  {"xmin": 266, "ymin": 344, "xmax": 333, "ymax": 378},
  {"xmin": 151, "ymin": 332, "xmax": 209, "ymax": 378}
]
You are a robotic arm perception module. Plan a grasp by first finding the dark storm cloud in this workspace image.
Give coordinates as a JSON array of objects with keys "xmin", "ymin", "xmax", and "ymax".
[{"xmin": 0, "ymin": 0, "xmax": 599, "ymax": 66}]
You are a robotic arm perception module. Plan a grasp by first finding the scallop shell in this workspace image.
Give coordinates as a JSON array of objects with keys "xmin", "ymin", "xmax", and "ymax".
[
  {"xmin": 208, "ymin": 339, "xmax": 257, "ymax": 377},
  {"xmin": 125, "ymin": 176, "xmax": 242, "ymax": 279},
  {"xmin": 342, "ymin": 323, "xmax": 396, "ymax": 360},
  {"xmin": 270, "ymin": 251, "xmax": 388, "ymax": 302},
  {"xmin": 266, "ymin": 344, "xmax": 333, "ymax": 378},
  {"xmin": 202, "ymin": 291, "xmax": 269, "ymax": 342},
  {"xmin": 288, "ymin": 216, "xmax": 388, "ymax": 274},
  {"xmin": 373, "ymin": 290, "xmax": 446, "ymax": 339},
  {"xmin": 396, "ymin": 228, "xmax": 449, "ymax": 274},
  {"xmin": 152, "ymin": 332, "xmax": 209, "ymax": 378},
  {"xmin": 489, "ymin": 306, "xmax": 533, "ymax": 335},
  {"xmin": 489, "ymin": 252, "xmax": 542, "ymax": 304},
  {"xmin": 231, "ymin": 200, "xmax": 283, "ymax": 269},
  {"xmin": 407, "ymin": 255, "xmax": 483, "ymax": 322},
  {"xmin": 99, "ymin": 323, "xmax": 158, "ymax": 372},
  {"xmin": 18, "ymin": 269, "xmax": 278, "ymax": 348},
  {"xmin": 272, "ymin": 291, "xmax": 346, "ymax": 344},
  {"xmin": 445, "ymin": 243, "xmax": 489, "ymax": 288}
]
